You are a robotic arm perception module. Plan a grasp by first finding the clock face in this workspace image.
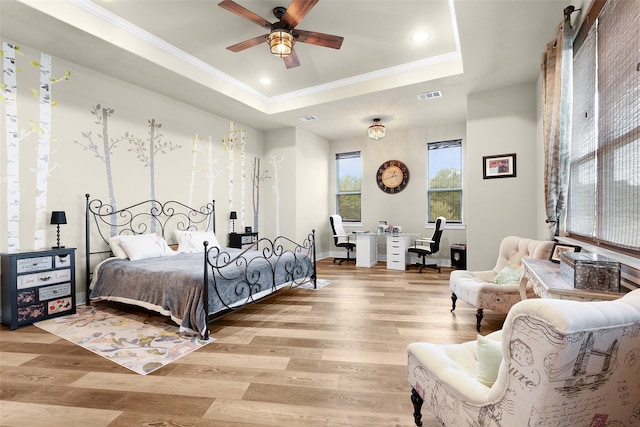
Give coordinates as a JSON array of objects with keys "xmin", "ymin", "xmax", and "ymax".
[{"xmin": 376, "ymin": 160, "xmax": 410, "ymax": 193}]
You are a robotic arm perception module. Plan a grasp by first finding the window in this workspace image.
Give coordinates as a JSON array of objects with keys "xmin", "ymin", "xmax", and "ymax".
[
  {"xmin": 568, "ymin": 0, "xmax": 639, "ymax": 252},
  {"xmin": 335, "ymin": 151, "xmax": 361, "ymax": 222},
  {"xmin": 427, "ymin": 140, "xmax": 462, "ymax": 223}
]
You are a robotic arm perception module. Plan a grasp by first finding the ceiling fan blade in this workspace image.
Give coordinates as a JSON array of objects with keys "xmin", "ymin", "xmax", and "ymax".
[
  {"xmin": 283, "ymin": 49, "xmax": 301, "ymax": 69},
  {"xmin": 226, "ymin": 34, "xmax": 268, "ymax": 52},
  {"xmin": 281, "ymin": 0, "xmax": 319, "ymax": 29},
  {"xmin": 218, "ymin": 0, "xmax": 272, "ymax": 29},
  {"xmin": 294, "ymin": 29, "xmax": 343, "ymax": 49}
]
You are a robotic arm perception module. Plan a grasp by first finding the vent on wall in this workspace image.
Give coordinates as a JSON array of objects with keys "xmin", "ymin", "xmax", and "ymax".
[
  {"xmin": 298, "ymin": 115, "xmax": 318, "ymax": 122},
  {"xmin": 416, "ymin": 90, "xmax": 442, "ymax": 101}
]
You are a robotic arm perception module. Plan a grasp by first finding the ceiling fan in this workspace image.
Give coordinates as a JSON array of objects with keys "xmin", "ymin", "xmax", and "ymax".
[{"xmin": 218, "ymin": 0, "xmax": 344, "ymax": 69}]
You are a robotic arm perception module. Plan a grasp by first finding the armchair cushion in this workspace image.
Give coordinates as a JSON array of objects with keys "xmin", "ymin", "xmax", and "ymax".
[
  {"xmin": 492, "ymin": 264, "xmax": 523, "ymax": 285},
  {"xmin": 476, "ymin": 333, "xmax": 502, "ymax": 386}
]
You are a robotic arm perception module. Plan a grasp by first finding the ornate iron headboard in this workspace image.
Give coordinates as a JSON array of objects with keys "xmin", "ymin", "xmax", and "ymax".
[{"xmin": 84, "ymin": 193, "xmax": 215, "ymax": 304}]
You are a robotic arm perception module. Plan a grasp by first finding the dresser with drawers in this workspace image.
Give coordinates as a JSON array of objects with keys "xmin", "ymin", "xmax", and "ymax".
[
  {"xmin": 386, "ymin": 234, "xmax": 414, "ymax": 270},
  {"xmin": 1, "ymin": 248, "xmax": 76, "ymax": 329}
]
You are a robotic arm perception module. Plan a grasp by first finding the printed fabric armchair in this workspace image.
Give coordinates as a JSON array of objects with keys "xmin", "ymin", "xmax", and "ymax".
[
  {"xmin": 407, "ymin": 288, "xmax": 640, "ymax": 426},
  {"xmin": 450, "ymin": 236, "xmax": 554, "ymax": 331}
]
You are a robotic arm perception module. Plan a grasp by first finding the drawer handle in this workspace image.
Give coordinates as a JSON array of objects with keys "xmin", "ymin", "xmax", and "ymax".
[{"xmin": 39, "ymin": 276, "xmax": 52, "ymax": 282}]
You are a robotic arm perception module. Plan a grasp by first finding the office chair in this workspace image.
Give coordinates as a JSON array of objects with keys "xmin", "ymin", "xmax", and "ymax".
[
  {"xmin": 408, "ymin": 216, "xmax": 446, "ymax": 273},
  {"xmin": 329, "ymin": 214, "xmax": 356, "ymax": 264}
]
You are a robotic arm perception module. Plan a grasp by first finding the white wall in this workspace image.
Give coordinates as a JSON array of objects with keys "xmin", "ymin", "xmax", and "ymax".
[
  {"xmin": 262, "ymin": 127, "xmax": 330, "ymax": 251},
  {"xmin": 294, "ymin": 128, "xmax": 330, "ymax": 254},
  {"xmin": 466, "ymin": 82, "xmax": 544, "ymax": 270}
]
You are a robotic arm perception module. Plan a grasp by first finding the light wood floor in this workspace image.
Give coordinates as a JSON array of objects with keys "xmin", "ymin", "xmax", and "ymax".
[{"xmin": 0, "ymin": 259, "xmax": 504, "ymax": 427}]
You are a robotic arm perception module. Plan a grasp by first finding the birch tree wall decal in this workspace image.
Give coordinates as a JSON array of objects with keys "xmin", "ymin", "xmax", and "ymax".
[
  {"xmin": 75, "ymin": 104, "xmax": 132, "ymax": 235},
  {"xmin": 1, "ymin": 44, "xmax": 70, "ymax": 251},
  {"xmin": 32, "ymin": 53, "xmax": 52, "ymax": 249},
  {"xmin": 222, "ymin": 122, "xmax": 236, "ymax": 220},
  {"xmin": 206, "ymin": 136, "xmax": 219, "ymax": 205},
  {"xmin": 187, "ymin": 134, "xmax": 201, "ymax": 208},
  {"xmin": 251, "ymin": 157, "xmax": 270, "ymax": 232},
  {"xmin": 222, "ymin": 122, "xmax": 247, "ymax": 229},
  {"xmin": 2, "ymin": 42, "xmax": 21, "ymax": 251},
  {"xmin": 269, "ymin": 155, "xmax": 284, "ymax": 236},
  {"xmin": 32, "ymin": 54, "xmax": 70, "ymax": 249},
  {"xmin": 128, "ymin": 119, "xmax": 181, "ymax": 233},
  {"xmin": 240, "ymin": 128, "xmax": 246, "ymax": 230}
]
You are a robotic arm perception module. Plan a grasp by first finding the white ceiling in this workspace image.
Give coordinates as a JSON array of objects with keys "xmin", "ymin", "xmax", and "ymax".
[{"xmin": 0, "ymin": 0, "xmax": 572, "ymax": 140}]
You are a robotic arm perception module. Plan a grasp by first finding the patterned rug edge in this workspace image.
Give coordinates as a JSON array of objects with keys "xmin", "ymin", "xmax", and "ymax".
[{"xmin": 34, "ymin": 305, "xmax": 214, "ymax": 375}]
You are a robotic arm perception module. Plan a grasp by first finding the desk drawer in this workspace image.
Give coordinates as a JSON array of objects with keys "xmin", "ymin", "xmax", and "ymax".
[{"xmin": 387, "ymin": 258, "xmax": 406, "ymax": 270}]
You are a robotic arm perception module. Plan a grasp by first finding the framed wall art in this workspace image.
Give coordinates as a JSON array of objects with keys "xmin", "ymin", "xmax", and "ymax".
[{"xmin": 482, "ymin": 153, "xmax": 516, "ymax": 179}]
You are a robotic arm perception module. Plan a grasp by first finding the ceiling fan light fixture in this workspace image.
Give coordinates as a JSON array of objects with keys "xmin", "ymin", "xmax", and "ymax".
[
  {"xmin": 269, "ymin": 29, "xmax": 294, "ymax": 57},
  {"xmin": 368, "ymin": 118, "xmax": 386, "ymax": 140}
]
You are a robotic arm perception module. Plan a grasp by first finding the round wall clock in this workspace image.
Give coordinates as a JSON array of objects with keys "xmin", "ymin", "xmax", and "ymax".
[{"xmin": 376, "ymin": 160, "xmax": 410, "ymax": 193}]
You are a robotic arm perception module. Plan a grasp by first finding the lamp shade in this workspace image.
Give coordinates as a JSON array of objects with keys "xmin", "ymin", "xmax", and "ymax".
[
  {"xmin": 229, "ymin": 211, "xmax": 237, "ymax": 220},
  {"xmin": 50, "ymin": 211, "xmax": 67, "ymax": 225}
]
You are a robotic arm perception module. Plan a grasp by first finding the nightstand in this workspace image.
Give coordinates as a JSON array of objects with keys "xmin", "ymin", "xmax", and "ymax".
[
  {"xmin": 228, "ymin": 232, "xmax": 259, "ymax": 249},
  {"xmin": 1, "ymin": 248, "xmax": 76, "ymax": 329}
]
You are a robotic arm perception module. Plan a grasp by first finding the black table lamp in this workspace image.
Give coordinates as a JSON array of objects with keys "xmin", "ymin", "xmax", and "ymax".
[
  {"xmin": 229, "ymin": 211, "xmax": 237, "ymax": 234},
  {"xmin": 50, "ymin": 211, "xmax": 67, "ymax": 249}
]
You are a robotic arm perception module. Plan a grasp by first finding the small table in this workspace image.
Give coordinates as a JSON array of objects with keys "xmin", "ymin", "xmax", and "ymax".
[
  {"xmin": 520, "ymin": 258, "xmax": 621, "ymax": 301},
  {"xmin": 228, "ymin": 232, "xmax": 258, "ymax": 249}
]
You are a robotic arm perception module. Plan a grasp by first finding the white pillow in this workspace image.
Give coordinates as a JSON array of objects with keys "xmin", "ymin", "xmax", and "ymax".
[
  {"xmin": 175, "ymin": 230, "xmax": 220, "ymax": 253},
  {"xmin": 120, "ymin": 235, "xmax": 176, "ymax": 261},
  {"xmin": 476, "ymin": 334, "xmax": 502, "ymax": 387},
  {"xmin": 108, "ymin": 234, "xmax": 150, "ymax": 259},
  {"xmin": 110, "ymin": 234, "xmax": 176, "ymax": 260}
]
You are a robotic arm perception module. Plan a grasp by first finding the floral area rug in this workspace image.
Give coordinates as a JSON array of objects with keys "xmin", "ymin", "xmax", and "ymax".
[{"xmin": 34, "ymin": 305, "xmax": 213, "ymax": 375}]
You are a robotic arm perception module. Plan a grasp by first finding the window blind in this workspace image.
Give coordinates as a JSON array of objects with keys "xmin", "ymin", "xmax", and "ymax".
[{"xmin": 568, "ymin": 0, "xmax": 640, "ymax": 252}]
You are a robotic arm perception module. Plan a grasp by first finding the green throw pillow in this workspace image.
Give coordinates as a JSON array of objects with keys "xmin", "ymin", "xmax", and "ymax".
[
  {"xmin": 477, "ymin": 334, "xmax": 502, "ymax": 387},
  {"xmin": 492, "ymin": 264, "xmax": 523, "ymax": 285}
]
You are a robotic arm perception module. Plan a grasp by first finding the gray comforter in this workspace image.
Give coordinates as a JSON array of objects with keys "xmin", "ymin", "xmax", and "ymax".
[{"xmin": 90, "ymin": 248, "xmax": 313, "ymax": 336}]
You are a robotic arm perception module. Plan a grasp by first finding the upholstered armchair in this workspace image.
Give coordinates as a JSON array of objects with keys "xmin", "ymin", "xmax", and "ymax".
[
  {"xmin": 408, "ymin": 288, "xmax": 640, "ymax": 426},
  {"xmin": 450, "ymin": 236, "xmax": 554, "ymax": 331}
]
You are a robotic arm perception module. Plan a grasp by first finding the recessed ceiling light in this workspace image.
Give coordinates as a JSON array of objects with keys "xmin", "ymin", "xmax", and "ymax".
[
  {"xmin": 259, "ymin": 77, "xmax": 271, "ymax": 85},
  {"xmin": 411, "ymin": 32, "xmax": 430, "ymax": 43}
]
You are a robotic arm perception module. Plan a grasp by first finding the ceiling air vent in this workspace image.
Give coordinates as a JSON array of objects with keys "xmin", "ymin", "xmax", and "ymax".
[
  {"xmin": 298, "ymin": 115, "xmax": 318, "ymax": 122},
  {"xmin": 416, "ymin": 90, "xmax": 442, "ymax": 101}
]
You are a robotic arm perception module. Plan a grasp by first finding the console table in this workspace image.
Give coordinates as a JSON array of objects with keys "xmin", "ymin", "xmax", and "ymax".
[{"xmin": 520, "ymin": 258, "xmax": 621, "ymax": 301}]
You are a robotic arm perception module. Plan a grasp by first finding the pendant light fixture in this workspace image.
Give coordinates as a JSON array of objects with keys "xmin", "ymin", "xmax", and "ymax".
[{"xmin": 368, "ymin": 118, "xmax": 386, "ymax": 140}]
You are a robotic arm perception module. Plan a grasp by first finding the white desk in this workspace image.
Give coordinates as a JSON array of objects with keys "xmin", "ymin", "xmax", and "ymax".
[
  {"xmin": 355, "ymin": 233, "xmax": 378, "ymax": 267},
  {"xmin": 520, "ymin": 259, "xmax": 621, "ymax": 301},
  {"xmin": 354, "ymin": 233, "xmax": 417, "ymax": 269}
]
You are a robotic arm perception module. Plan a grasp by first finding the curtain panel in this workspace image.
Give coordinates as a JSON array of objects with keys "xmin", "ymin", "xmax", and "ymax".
[{"xmin": 541, "ymin": 10, "xmax": 574, "ymax": 240}]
